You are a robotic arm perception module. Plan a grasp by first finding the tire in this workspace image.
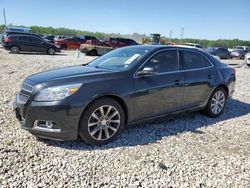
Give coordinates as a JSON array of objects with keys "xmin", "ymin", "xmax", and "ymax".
[
  {"xmin": 79, "ymin": 97, "xmax": 125, "ymax": 145},
  {"xmin": 226, "ymin": 54, "xmax": 231, "ymax": 59},
  {"xmin": 47, "ymin": 47, "xmax": 56, "ymax": 55},
  {"xmin": 10, "ymin": 46, "xmax": 19, "ymax": 54},
  {"xmin": 202, "ymin": 87, "xmax": 227, "ymax": 117},
  {"xmin": 89, "ymin": 49, "xmax": 98, "ymax": 56},
  {"xmin": 61, "ymin": 44, "xmax": 67, "ymax": 50},
  {"xmin": 240, "ymin": 55, "xmax": 245, "ymax": 60}
]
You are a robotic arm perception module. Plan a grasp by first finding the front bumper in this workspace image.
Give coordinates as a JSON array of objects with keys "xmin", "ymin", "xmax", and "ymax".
[{"xmin": 13, "ymin": 93, "xmax": 81, "ymax": 141}]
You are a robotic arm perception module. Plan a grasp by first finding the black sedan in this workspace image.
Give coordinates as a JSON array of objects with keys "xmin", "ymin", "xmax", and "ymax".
[
  {"xmin": 207, "ymin": 47, "xmax": 231, "ymax": 59},
  {"xmin": 13, "ymin": 45, "xmax": 236, "ymax": 145},
  {"xmin": 3, "ymin": 34, "xmax": 60, "ymax": 55}
]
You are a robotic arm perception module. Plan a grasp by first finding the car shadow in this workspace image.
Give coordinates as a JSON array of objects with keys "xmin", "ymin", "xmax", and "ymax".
[
  {"xmin": 40, "ymin": 98, "xmax": 250, "ymax": 150},
  {"xmin": 8, "ymin": 52, "xmax": 67, "ymax": 56}
]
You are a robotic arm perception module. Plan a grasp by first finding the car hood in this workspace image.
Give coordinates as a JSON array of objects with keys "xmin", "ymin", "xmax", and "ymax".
[{"xmin": 27, "ymin": 65, "xmax": 116, "ymax": 84}]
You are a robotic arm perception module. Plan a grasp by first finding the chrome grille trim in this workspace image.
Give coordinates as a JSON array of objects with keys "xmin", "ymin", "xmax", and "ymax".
[{"xmin": 22, "ymin": 83, "xmax": 33, "ymax": 93}]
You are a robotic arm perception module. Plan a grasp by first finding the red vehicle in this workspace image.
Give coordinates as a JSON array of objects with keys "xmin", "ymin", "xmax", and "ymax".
[
  {"xmin": 102, "ymin": 37, "xmax": 138, "ymax": 48},
  {"xmin": 54, "ymin": 38, "xmax": 83, "ymax": 50}
]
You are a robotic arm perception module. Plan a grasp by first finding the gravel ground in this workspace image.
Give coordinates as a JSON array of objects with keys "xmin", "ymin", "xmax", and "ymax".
[{"xmin": 0, "ymin": 49, "xmax": 249, "ymax": 187}]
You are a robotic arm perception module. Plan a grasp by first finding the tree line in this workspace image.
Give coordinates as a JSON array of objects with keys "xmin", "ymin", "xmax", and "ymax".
[{"xmin": 1, "ymin": 24, "xmax": 249, "ymax": 48}]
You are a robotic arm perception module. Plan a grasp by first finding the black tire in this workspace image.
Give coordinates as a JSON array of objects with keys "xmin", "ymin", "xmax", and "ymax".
[
  {"xmin": 89, "ymin": 49, "xmax": 98, "ymax": 56},
  {"xmin": 10, "ymin": 46, "xmax": 19, "ymax": 54},
  {"xmin": 226, "ymin": 54, "xmax": 231, "ymax": 59},
  {"xmin": 47, "ymin": 47, "xmax": 56, "ymax": 55},
  {"xmin": 202, "ymin": 87, "xmax": 227, "ymax": 117},
  {"xmin": 61, "ymin": 44, "xmax": 67, "ymax": 50},
  {"xmin": 240, "ymin": 55, "xmax": 245, "ymax": 60},
  {"xmin": 79, "ymin": 97, "xmax": 125, "ymax": 145}
]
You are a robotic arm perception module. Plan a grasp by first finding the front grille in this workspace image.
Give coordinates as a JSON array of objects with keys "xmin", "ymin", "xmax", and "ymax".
[
  {"xmin": 17, "ymin": 93, "xmax": 29, "ymax": 104},
  {"xmin": 22, "ymin": 83, "xmax": 33, "ymax": 93}
]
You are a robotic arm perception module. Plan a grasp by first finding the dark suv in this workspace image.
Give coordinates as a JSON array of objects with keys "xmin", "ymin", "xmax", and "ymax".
[
  {"xmin": 3, "ymin": 34, "xmax": 60, "ymax": 55},
  {"xmin": 13, "ymin": 45, "xmax": 235, "ymax": 145}
]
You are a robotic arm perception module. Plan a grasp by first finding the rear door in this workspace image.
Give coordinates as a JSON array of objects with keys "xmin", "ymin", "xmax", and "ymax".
[
  {"xmin": 17, "ymin": 36, "xmax": 33, "ymax": 51},
  {"xmin": 179, "ymin": 50, "xmax": 215, "ymax": 109},
  {"xmin": 133, "ymin": 50, "xmax": 184, "ymax": 120}
]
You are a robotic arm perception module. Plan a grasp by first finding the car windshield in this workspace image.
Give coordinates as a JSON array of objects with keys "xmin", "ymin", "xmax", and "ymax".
[{"xmin": 88, "ymin": 47, "xmax": 152, "ymax": 70}]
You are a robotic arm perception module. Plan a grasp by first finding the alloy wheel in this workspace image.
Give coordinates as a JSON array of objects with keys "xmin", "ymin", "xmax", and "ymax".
[
  {"xmin": 211, "ymin": 90, "xmax": 225, "ymax": 114},
  {"xmin": 87, "ymin": 105, "xmax": 120, "ymax": 141}
]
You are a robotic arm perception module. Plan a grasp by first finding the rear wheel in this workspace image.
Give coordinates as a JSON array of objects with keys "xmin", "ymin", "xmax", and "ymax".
[
  {"xmin": 79, "ymin": 98, "xmax": 125, "ymax": 145},
  {"xmin": 47, "ymin": 47, "xmax": 55, "ymax": 55},
  {"xmin": 240, "ymin": 55, "xmax": 245, "ymax": 60},
  {"xmin": 202, "ymin": 87, "xmax": 227, "ymax": 117},
  {"xmin": 89, "ymin": 49, "xmax": 98, "ymax": 56},
  {"xmin": 226, "ymin": 54, "xmax": 231, "ymax": 59},
  {"xmin": 10, "ymin": 46, "xmax": 19, "ymax": 54}
]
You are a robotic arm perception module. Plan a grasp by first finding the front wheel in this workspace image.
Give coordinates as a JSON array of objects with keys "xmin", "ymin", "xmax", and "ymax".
[
  {"xmin": 79, "ymin": 98, "xmax": 125, "ymax": 145},
  {"xmin": 47, "ymin": 47, "xmax": 55, "ymax": 55},
  {"xmin": 202, "ymin": 87, "xmax": 227, "ymax": 117}
]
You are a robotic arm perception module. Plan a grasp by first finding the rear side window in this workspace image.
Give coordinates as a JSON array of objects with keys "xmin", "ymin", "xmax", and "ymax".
[
  {"xmin": 180, "ymin": 51, "xmax": 211, "ymax": 70},
  {"xmin": 18, "ymin": 36, "xmax": 32, "ymax": 42},
  {"xmin": 144, "ymin": 50, "xmax": 178, "ymax": 73}
]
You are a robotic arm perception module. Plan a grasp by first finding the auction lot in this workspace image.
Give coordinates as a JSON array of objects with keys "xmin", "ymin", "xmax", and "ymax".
[{"xmin": 0, "ymin": 49, "xmax": 249, "ymax": 187}]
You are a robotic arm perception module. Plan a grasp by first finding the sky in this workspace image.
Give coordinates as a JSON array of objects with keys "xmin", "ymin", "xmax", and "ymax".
[{"xmin": 0, "ymin": 0, "xmax": 249, "ymax": 40}]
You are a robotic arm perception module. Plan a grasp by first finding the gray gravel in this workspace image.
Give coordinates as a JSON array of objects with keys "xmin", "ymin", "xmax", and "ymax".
[{"xmin": 0, "ymin": 49, "xmax": 250, "ymax": 187}]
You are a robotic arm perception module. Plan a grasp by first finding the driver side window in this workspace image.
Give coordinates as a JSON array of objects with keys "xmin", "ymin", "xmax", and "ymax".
[{"xmin": 143, "ymin": 50, "xmax": 178, "ymax": 73}]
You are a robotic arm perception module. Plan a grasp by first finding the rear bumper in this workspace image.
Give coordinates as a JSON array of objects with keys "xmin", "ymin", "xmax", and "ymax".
[{"xmin": 13, "ymin": 93, "xmax": 81, "ymax": 141}]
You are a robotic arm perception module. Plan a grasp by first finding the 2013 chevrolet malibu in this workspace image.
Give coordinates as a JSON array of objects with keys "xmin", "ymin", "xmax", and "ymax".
[{"xmin": 13, "ymin": 45, "xmax": 236, "ymax": 145}]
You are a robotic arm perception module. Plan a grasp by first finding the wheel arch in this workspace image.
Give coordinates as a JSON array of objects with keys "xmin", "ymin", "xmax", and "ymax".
[{"xmin": 79, "ymin": 94, "xmax": 129, "ymax": 126}]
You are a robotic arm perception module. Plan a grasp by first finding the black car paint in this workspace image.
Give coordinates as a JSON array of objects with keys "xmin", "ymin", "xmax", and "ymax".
[
  {"xmin": 3, "ymin": 34, "xmax": 60, "ymax": 53},
  {"xmin": 13, "ymin": 45, "xmax": 235, "ymax": 140}
]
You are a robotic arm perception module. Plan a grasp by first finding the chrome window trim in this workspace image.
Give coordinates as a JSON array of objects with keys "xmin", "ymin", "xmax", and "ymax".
[{"xmin": 134, "ymin": 48, "xmax": 214, "ymax": 78}]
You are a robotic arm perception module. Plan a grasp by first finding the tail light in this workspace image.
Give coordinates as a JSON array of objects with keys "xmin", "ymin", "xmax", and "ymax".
[{"xmin": 4, "ymin": 37, "xmax": 13, "ymax": 42}]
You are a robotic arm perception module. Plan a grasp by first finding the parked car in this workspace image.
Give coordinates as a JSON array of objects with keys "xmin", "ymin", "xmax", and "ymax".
[
  {"xmin": 3, "ymin": 34, "xmax": 60, "ymax": 55},
  {"xmin": 54, "ymin": 37, "xmax": 84, "ymax": 50},
  {"xmin": 207, "ymin": 47, "xmax": 231, "ymax": 59},
  {"xmin": 102, "ymin": 37, "xmax": 138, "ymax": 48},
  {"xmin": 246, "ymin": 53, "xmax": 250, "ymax": 67},
  {"xmin": 2, "ymin": 31, "xmax": 43, "ymax": 44},
  {"xmin": 231, "ymin": 49, "xmax": 248, "ymax": 59},
  {"xmin": 43, "ymin": 35, "xmax": 55, "ymax": 43},
  {"xmin": 79, "ymin": 35, "xmax": 97, "ymax": 42},
  {"xmin": 235, "ymin": 46, "xmax": 249, "ymax": 51},
  {"xmin": 13, "ymin": 45, "xmax": 236, "ymax": 145},
  {"xmin": 80, "ymin": 39, "xmax": 113, "ymax": 56}
]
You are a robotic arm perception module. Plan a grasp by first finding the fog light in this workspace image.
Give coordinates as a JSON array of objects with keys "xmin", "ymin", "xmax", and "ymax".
[
  {"xmin": 45, "ymin": 121, "xmax": 54, "ymax": 129},
  {"xmin": 34, "ymin": 120, "xmax": 57, "ymax": 129}
]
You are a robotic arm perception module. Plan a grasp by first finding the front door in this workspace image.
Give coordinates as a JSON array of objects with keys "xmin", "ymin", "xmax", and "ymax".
[{"xmin": 133, "ymin": 50, "xmax": 184, "ymax": 120}]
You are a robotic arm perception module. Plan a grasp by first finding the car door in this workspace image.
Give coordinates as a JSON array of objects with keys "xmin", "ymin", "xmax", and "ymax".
[
  {"xmin": 30, "ymin": 36, "xmax": 46, "ymax": 52},
  {"xmin": 179, "ymin": 50, "xmax": 216, "ymax": 109},
  {"xmin": 17, "ymin": 36, "xmax": 33, "ymax": 52},
  {"xmin": 133, "ymin": 50, "xmax": 184, "ymax": 120}
]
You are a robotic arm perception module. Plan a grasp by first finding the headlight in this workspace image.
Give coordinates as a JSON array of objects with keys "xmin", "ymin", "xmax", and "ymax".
[{"xmin": 35, "ymin": 83, "xmax": 82, "ymax": 101}]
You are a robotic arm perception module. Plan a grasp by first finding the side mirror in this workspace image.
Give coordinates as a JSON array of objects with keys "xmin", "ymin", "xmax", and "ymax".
[{"xmin": 136, "ymin": 67, "xmax": 157, "ymax": 77}]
